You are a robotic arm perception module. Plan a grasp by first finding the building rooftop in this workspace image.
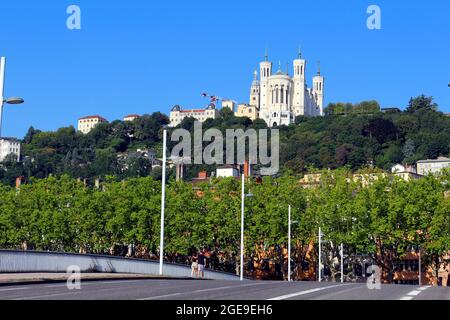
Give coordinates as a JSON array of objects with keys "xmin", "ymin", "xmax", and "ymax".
[
  {"xmin": 79, "ymin": 115, "xmax": 108, "ymax": 121},
  {"xmin": 417, "ymin": 157, "xmax": 450, "ymax": 163},
  {"xmin": 217, "ymin": 164, "xmax": 238, "ymax": 169},
  {"xmin": 180, "ymin": 109, "xmax": 207, "ymax": 113},
  {"xmin": 0, "ymin": 137, "xmax": 21, "ymax": 143}
]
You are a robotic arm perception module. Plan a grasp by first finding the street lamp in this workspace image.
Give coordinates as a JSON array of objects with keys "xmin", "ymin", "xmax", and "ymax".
[
  {"xmin": 413, "ymin": 245, "xmax": 422, "ymax": 286},
  {"xmin": 0, "ymin": 57, "xmax": 25, "ymax": 138},
  {"xmin": 240, "ymin": 173, "xmax": 253, "ymax": 281},
  {"xmin": 340, "ymin": 243, "xmax": 344, "ymax": 283},
  {"xmin": 159, "ymin": 128, "xmax": 167, "ymax": 275},
  {"xmin": 288, "ymin": 205, "xmax": 299, "ymax": 282},
  {"xmin": 4, "ymin": 97, "xmax": 24, "ymax": 105},
  {"xmin": 318, "ymin": 227, "xmax": 323, "ymax": 282}
]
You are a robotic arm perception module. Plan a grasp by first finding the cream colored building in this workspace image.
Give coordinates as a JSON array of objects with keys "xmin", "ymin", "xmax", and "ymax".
[
  {"xmin": 222, "ymin": 100, "xmax": 236, "ymax": 112},
  {"xmin": 235, "ymin": 103, "xmax": 259, "ymax": 121},
  {"xmin": 417, "ymin": 157, "xmax": 450, "ymax": 175},
  {"xmin": 78, "ymin": 115, "xmax": 108, "ymax": 134},
  {"xmin": 124, "ymin": 114, "xmax": 140, "ymax": 122},
  {"xmin": 0, "ymin": 138, "xmax": 20, "ymax": 162},
  {"xmin": 169, "ymin": 104, "xmax": 219, "ymax": 127},
  {"xmin": 249, "ymin": 50, "xmax": 324, "ymax": 127}
]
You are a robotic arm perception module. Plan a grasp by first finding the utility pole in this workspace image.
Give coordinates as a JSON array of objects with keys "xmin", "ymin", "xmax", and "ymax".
[
  {"xmin": 288, "ymin": 205, "xmax": 291, "ymax": 282},
  {"xmin": 0, "ymin": 57, "xmax": 5, "ymax": 138},
  {"xmin": 159, "ymin": 129, "xmax": 167, "ymax": 275},
  {"xmin": 340, "ymin": 243, "xmax": 344, "ymax": 283},
  {"xmin": 418, "ymin": 246, "xmax": 422, "ymax": 286},
  {"xmin": 318, "ymin": 227, "xmax": 322, "ymax": 282},
  {"xmin": 240, "ymin": 173, "xmax": 245, "ymax": 281},
  {"xmin": 0, "ymin": 57, "xmax": 24, "ymax": 138}
]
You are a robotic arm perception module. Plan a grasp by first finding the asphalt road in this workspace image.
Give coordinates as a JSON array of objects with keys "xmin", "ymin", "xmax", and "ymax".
[{"xmin": 0, "ymin": 279, "xmax": 448, "ymax": 300}]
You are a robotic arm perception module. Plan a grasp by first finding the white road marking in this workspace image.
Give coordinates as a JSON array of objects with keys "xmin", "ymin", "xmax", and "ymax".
[
  {"xmin": 418, "ymin": 286, "xmax": 430, "ymax": 291},
  {"xmin": 40, "ymin": 280, "xmax": 143, "ymax": 289},
  {"xmin": 0, "ymin": 287, "xmax": 30, "ymax": 292},
  {"xmin": 13, "ymin": 291, "xmax": 84, "ymax": 300},
  {"xmin": 137, "ymin": 282, "xmax": 263, "ymax": 300},
  {"xmin": 311, "ymin": 285, "xmax": 364, "ymax": 300},
  {"xmin": 407, "ymin": 290, "xmax": 421, "ymax": 296},
  {"xmin": 83, "ymin": 280, "xmax": 143, "ymax": 285},
  {"xmin": 193, "ymin": 286, "xmax": 232, "ymax": 293},
  {"xmin": 138, "ymin": 292, "xmax": 182, "ymax": 300},
  {"xmin": 44, "ymin": 284, "xmax": 66, "ymax": 288},
  {"xmin": 268, "ymin": 284, "xmax": 348, "ymax": 301},
  {"xmin": 399, "ymin": 286, "xmax": 430, "ymax": 300}
]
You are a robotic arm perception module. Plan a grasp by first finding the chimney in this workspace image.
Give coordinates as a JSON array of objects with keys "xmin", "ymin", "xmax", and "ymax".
[
  {"xmin": 243, "ymin": 160, "xmax": 251, "ymax": 177},
  {"xmin": 198, "ymin": 171, "xmax": 207, "ymax": 179}
]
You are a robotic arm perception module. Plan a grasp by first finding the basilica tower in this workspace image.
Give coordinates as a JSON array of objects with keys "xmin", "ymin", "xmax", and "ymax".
[
  {"xmin": 292, "ymin": 48, "xmax": 306, "ymax": 116},
  {"xmin": 249, "ymin": 70, "xmax": 260, "ymax": 109},
  {"xmin": 259, "ymin": 51, "xmax": 272, "ymax": 117},
  {"xmin": 312, "ymin": 62, "xmax": 324, "ymax": 116}
]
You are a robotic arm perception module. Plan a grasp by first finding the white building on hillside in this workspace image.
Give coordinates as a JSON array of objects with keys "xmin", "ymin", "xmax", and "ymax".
[
  {"xmin": 417, "ymin": 157, "xmax": 450, "ymax": 175},
  {"xmin": 216, "ymin": 165, "xmax": 240, "ymax": 178},
  {"xmin": 248, "ymin": 50, "xmax": 324, "ymax": 127},
  {"xmin": 0, "ymin": 138, "xmax": 20, "ymax": 162},
  {"xmin": 124, "ymin": 114, "xmax": 140, "ymax": 122},
  {"xmin": 78, "ymin": 115, "xmax": 108, "ymax": 134},
  {"xmin": 169, "ymin": 104, "xmax": 219, "ymax": 127}
]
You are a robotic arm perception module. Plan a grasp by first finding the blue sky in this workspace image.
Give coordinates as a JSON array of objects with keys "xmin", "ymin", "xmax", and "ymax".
[{"xmin": 0, "ymin": 0, "xmax": 449, "ymax": 138}]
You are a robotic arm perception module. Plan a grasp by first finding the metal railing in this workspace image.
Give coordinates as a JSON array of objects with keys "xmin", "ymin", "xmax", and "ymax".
[{"xmin": 0, "ymin": 250, "xmax": 240, "ymax": 281}]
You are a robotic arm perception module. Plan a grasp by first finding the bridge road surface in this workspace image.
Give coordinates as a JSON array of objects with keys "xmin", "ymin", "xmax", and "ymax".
[{"xmin": 0, "ymin": 279, "xmax": 449, "ymax": 300}]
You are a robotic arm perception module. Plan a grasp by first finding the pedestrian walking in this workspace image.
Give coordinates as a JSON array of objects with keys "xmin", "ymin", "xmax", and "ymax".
[
  {"xmin": 197, "ymin": 250, "xmax": 206, "ymax": 279},
  {"xmin": 191, "ymin": 254, "xmax": 198, "ymax": 278}
]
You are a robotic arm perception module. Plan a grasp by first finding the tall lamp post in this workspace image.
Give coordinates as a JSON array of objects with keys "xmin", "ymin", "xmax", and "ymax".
[
  {"xmin": 318, "ymin": 227, "xmax": 323, "ymax": 282},
  {"xmin": 340, "ymin": 243, "xmax": 344, "ymax": 283},
  {"xmin": 240, "ymin": 173, "xmax": 253, "ymax": 281},
  {"xmin": 288, "ymin": 205, "xmax": 299, "ymax": 282},
  {"xmin": 240, "ymin": 174, "xmax": 245, "ymax": 281},
  {"xmin": 416, "ymin": 245, "xmax": 422, "ymax": 287},
  {"xmin": 0, "ymin": 57, "xmax": 25, "ymax": 138},
  {"xmin": 159, "ymin": 128, "xmax": 167, "ymax": 275},
  {"xmin": 288, "ymin": 205, "xmax": 291, "ymax": 282}
]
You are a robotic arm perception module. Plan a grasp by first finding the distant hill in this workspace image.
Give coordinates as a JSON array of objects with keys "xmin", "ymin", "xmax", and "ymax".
[{"xmin": 1, "ymin": 95, "xmax": 449, "ymax": 185}]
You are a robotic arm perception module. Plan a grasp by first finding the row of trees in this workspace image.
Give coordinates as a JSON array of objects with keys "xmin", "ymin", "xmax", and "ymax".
[
  {"xmin": 0, "ymin": 169, "xmax": 448, "ymax": 281},
  {"xmin": 324, "ymin": 100, "xmax": 381, "ymax": 115}
]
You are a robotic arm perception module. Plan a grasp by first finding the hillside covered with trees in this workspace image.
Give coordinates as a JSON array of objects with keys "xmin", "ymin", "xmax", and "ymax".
[{"xmin": 0, "ymin": 95, "xmax": 449, "ymax": 185}]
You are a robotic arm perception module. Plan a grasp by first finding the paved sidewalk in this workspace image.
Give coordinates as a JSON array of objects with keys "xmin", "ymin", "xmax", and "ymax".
[{"xmin": 0, "ymin": 273, "xmax": 183, "ymax": 285}]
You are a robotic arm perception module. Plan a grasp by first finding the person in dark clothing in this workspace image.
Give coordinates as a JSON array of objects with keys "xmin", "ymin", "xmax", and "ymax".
[
  {"xmin": 197, "ymin": 250, "xmax": 206, "ymax": 278},
  {"xmin": 191, "ymin": 255, "xmax": 198, "ymax": 278}
]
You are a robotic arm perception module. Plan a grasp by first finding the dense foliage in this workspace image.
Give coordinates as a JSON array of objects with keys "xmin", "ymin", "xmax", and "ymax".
[
  {"xmin": 0, "ymin": 170, "xmax": 448, "ymax": 281},
  {"xmin": 0, "ymin": 95, "xmax": 449, "ymax": 185}
]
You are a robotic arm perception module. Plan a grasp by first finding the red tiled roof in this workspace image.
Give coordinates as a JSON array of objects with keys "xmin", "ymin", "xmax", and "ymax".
[{"xmin": 78, "ymin": 115, "xmax": 107, "ymax": 121}]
